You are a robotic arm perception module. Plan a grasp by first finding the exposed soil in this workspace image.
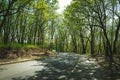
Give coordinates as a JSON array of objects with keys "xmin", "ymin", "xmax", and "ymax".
[
  {"xmin": 0, "ymin": 48, "xmax": 55, "ymax": 59},
  {"xmin": 0, "ymin": 48, "xmax": 55, "ymax": 65}
]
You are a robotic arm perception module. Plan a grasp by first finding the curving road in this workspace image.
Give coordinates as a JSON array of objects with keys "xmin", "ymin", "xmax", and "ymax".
[{"xmin": 0, "ymin": 53, "xmax": 105, "ymax": 80}]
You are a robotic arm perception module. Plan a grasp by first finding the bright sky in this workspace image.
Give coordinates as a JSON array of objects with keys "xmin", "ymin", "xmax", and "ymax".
[{"xmin": 57, "ymin": 0, "xmax": 72, "ymax": 13}]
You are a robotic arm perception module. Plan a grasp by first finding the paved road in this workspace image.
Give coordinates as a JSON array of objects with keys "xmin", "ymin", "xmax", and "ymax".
[
  {"xmin": 0, "ymin": 53, "xmax": 105, "ymax": 80},
  {"xmin": 0, "ymin": 60, "xmax": 45, "ymax": 80}
]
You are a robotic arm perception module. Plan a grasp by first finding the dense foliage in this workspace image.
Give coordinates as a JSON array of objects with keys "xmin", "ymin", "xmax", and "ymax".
[
  {"xmin": 0, "ymin": 0, "xmax": 58, "ymax": 49},
  {"xmin": 0, "ymin": 0, "xmax": 120, "ymax": 65}
]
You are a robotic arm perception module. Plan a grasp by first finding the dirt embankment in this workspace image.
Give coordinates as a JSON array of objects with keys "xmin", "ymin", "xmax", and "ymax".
[{"xmin": 0, "ymin": 48, "xmax": 55, "ymax": 59}]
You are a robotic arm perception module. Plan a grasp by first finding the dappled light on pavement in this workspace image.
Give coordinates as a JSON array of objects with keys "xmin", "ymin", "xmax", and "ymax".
[{"xmin": 10, "ymin": 53, "xmax": 105, "ymax": 80}]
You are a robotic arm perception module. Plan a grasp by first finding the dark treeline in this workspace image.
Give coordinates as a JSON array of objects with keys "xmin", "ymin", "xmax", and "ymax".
[{"xmin": 0, "ymin": 0, "xmax": 120, "ymax": 65}]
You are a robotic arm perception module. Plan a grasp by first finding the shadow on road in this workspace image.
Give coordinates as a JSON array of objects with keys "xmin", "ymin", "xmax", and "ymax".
[{"xmin": 11, "ymin": 54, "xmax": 114, "ymax": 80}]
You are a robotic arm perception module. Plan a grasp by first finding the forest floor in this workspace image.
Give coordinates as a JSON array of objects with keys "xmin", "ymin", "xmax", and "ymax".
[{"xmin": 94, "ymin": 55, "xmax": 120, "ymax": 80}]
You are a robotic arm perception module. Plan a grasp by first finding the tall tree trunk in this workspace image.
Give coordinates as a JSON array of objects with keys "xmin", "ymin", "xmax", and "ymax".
[
  {"xmin": 71, "ymin": 33, "xmax": 77, "ymax": 53},
  {"xmin": 90, "ymin": 26, "xmax": 95, "ymax": 56},
  {"xmin": 103, "ymin": 27, "xmax": 114, "ymax": 64},
  {"xmin": 113, "ymin": 17, "xmax": 120, "ymax": 54},
  {"xmin": 80, "ymin": 31, "xmax": 86, "ymax": 54}
]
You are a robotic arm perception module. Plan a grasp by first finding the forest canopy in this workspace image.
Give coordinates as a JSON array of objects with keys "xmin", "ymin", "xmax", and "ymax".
[{"xmin": 0, "ymin": 0, "xmax": 120, "ymax": 63}]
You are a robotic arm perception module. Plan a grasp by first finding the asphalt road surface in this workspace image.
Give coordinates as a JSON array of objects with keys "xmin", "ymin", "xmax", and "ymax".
[{"xmin": 0, "ymin": 53, "xmax": 105, "ymax": 80}]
